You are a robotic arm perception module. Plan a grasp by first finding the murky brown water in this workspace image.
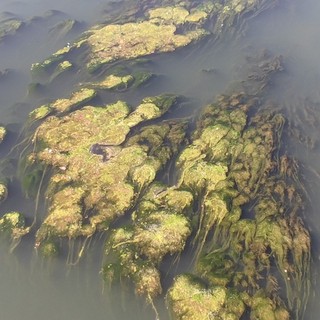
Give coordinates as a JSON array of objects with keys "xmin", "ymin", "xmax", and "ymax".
[{"xmin": 0, "ymin": 0, "xmax": 319, "ymax": 319}]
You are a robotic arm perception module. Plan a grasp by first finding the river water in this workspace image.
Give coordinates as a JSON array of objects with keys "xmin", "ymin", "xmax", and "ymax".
[{"xmin": 0, "ymin": 0, "xmax": 319, "ymax": 319}]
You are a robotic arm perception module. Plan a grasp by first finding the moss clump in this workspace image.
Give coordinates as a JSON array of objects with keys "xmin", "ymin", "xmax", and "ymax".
[{"xmin": 0, "ymin": 126, "xmax": 6, "ymax": 143}]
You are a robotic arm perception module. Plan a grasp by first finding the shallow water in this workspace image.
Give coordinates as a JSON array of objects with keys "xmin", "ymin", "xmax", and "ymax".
[{"xmin": 0, "ymin": 0, "xmax": 320, "ymax": 319}]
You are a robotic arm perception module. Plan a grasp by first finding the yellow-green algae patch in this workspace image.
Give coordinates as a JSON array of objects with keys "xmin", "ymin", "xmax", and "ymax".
[
  {"xmin": 27, "ymin": 95, "xmax": 185, "ymax": 248},
  {"xmin": 86, "ymin": 21, "xmax": 207, "ymax": 70}
]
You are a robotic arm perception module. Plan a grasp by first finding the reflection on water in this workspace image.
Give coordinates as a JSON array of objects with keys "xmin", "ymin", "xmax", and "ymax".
[{"xmin": 0, "ymin": 0, "xmax": 320, "ymax": 319}]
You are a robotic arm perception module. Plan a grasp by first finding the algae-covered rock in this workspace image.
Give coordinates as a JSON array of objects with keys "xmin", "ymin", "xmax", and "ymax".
[{"xmin": 0, "ymin": 126, "xmax": 6, "ymax": 144}]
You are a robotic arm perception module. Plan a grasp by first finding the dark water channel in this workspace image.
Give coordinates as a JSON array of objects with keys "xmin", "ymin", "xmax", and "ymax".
[{"xmin": 0, "ymin": 0, "xmax": 320, "ymax": 319}]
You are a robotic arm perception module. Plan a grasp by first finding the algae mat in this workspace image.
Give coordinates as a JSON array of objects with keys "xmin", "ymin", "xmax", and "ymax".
[{"xmin": 0, "ymin": 1, "xmax": 311, "ymax": 320}]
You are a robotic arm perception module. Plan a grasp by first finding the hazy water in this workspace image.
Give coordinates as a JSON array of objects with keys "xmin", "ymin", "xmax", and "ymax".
[{"xmin": 1, "ymin": 0, "xmax": 320, "ymax": 319}]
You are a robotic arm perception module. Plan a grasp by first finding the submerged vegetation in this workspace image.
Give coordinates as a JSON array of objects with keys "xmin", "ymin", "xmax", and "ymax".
[{"xmin": 0, "ymin": 1, "xmax": 312, "ymax": 320}]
